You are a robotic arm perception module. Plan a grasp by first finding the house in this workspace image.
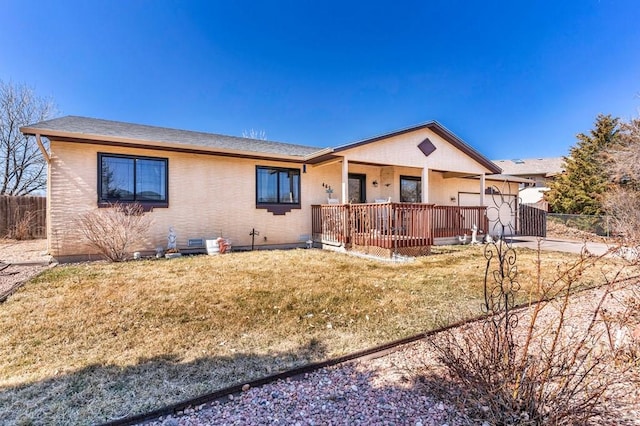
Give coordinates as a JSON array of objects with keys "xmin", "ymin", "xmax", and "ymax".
[
  {"xmin": 493, "ymin": 157, "xmax": 565, "ymax": 187},
  {"xmin": 21, "ymin": 116, "xmax": 522, "ymax": 261},
  {"xmin": 493, "ymin": 157, "xmax": 565, "ymax": 210}
]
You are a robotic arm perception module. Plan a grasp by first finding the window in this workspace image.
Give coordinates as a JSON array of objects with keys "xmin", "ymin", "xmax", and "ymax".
[
  {"xmin": 98, "ymin": 153, "xmax": 168, "ymax": 206},
  {"xmin": 348, "ymin": 173, "xmax": 366, "ymax": 203},
  {"xmin": 400, "ymin": 176, "xmax": 422, "ymax": 202},
  {"xmin": 256, "ymin": 166, "xmax": 300, "ymax": 205}
]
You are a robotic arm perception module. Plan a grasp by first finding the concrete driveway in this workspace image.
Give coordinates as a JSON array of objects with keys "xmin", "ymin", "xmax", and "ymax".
[{"xmin": 510, "ymin": 236, "xmax": 614, "ymax": 256}]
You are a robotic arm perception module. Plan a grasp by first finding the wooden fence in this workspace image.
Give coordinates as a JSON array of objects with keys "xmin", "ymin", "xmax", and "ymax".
[
  {"xmin": 0, "ymin": 195, "xmax": 46, "ymax": 239},
  {"xmin": 519, "ymin": 203, "xmax": 547, "ymax": 237}
]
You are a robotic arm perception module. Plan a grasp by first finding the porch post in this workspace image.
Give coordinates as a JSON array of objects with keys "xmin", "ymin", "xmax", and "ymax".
[
  {"xmin": 479, "ymin": 173, "xmax": 486, "ymax": 205},
  {"xmin": 341, "ymin": 157, "xmax": 349, "ymax": 204},
  {"xmin": 421, "ymin": 167, "xmax": 429, "ymax": 203}
]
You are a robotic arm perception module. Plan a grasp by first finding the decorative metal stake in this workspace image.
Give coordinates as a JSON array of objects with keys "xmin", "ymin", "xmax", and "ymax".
[
  {"xmin": 249, "ymin": 228, "xmax": 260, "ymax": 251},
  {"xmin": 482, "ymin": 182, "xmax": 520, "ymax": 364}
]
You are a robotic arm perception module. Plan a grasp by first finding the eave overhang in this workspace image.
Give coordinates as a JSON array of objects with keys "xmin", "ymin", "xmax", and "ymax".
[{"xmin": 20, "ymin": 126, "xmax": 329, "ymax": 164}]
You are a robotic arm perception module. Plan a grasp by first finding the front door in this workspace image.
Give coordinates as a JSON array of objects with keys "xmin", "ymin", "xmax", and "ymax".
[{"xmin": 348, "ymin": 173, "xmax": 366, "ymax": 203}]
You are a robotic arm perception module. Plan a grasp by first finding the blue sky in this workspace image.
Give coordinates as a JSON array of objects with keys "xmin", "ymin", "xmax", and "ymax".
[{"xmin": 2, "ymin": 0, "xmax": 639, "ymax": 159}]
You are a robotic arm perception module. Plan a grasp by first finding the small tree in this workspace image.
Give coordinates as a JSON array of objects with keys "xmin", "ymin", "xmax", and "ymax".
[
  {"xmin": 546, "ymin": 114, "xmax": 619, "ymax": 215},
  {"xmin": 76, "ymin": 203, "xmax": 152, "ymax": 262},
  {"xmin": 0, "ymin": 80, "xmax": 55, "ymax": 195}
]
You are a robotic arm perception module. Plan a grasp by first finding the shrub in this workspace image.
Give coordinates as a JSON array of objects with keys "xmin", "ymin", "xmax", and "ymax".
[
  {"xmin": 7, "ymin": 210, "xmax": 37, "ymax": 240},
  {"xmin": 420, "ymin": 240, "xmax": 636, "ymax": 425},
  {"xmin": 76, "ymin": 203, "xmax": 152, "ymax": 262}
]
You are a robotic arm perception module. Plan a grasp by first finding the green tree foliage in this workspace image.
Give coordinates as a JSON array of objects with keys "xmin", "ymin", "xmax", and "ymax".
[{"xmin": 546, "ymin": 114, "xmax": 619, "ymax": 215}]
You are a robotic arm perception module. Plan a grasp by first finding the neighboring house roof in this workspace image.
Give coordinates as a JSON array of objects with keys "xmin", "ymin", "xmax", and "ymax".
[
  {"xmin": 493, "ymin": 157, "xmax": 565, "ymax": 178},
  {"xmin": 21, "ymin": 116, "xmax": 500, "ymax": 173},
  {"xmin": 21, "ymin": 116, "xmax": 325, "ymax": 161}
]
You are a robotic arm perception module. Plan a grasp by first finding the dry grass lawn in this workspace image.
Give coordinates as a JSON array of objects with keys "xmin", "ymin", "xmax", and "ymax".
[{"xmin": 0, "ymin": 246, "xmax": 628, "ymax": 425}]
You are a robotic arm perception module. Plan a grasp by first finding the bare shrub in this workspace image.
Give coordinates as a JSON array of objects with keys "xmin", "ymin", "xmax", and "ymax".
[
  {"xmin": 7, "ymin": 210, "xmax": 36, "ymax": 240},
  {"xmin": 603, "ymin": 187, "xmax": 640, "ymax": 245},
  {"xmin": 421, "ymin": 240, "xmax": 637, "ymax": 425},
  {"xmin": 604, "ymin": 118, "xmax": 640, "ymax": 245},
  {"xmin": 76, "ymin": 203, "xmax": 152, "ymax": 262}
]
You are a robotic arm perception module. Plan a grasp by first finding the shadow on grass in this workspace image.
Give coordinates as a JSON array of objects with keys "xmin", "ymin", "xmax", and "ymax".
[{"xmin": 0, "ymin": 339, "xmax": 333, "ymax": 425}]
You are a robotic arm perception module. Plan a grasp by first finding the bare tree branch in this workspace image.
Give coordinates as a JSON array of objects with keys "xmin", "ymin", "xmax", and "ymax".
[
  {"xmin": 0, "ymin": 80, "xmax": 55, "ymax": 195},
  {"xmin": 603, "ymin": 118, "xmax": 640, "ymax": 244}
]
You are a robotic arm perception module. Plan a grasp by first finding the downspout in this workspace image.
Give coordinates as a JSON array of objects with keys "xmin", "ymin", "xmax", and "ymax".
[
  {"xmin": 34, "ymin": 133, "xmax": 52, "ymax": 256},
  {"xmin": 35, "ymin": 134, "xmax": 51, "ymax": 163}
]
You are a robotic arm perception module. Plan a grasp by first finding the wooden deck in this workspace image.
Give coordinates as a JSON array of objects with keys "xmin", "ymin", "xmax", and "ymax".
[{"xmin": 311, "ymin": 203, "xmax": 488, "ymax": 256}]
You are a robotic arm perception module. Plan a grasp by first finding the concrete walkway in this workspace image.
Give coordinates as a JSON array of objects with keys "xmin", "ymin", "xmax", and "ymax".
[{"xmin": 510, "ymin": 236, "xmax": 614, "ymax": 256}]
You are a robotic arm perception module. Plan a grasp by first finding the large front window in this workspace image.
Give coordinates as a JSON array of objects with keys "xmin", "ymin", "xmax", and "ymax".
[
  {"xmin": 99, "ymin": 153, "xmax": 168, "ymax": 205},
  {"xmin": 256, "ymin": 166, "xmax": 300, "ymax": 205},
  {"xmin": 400, "ymin": 175, "xmax": 422, "ymax": 202}
]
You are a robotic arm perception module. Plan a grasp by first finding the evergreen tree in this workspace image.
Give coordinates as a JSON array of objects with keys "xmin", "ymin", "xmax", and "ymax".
[{"xmin": 546, "ymin": 114, "xmax": 619, "ymax": 215}]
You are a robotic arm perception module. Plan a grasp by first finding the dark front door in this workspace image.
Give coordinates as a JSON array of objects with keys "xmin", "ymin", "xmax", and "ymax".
[{"xmin": 348, "ymin": 173, "xmax": 366, "ymax": 203}]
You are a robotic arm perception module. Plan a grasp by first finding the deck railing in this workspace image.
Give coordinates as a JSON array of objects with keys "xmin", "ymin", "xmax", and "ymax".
[
  {"xmin": 312, "ymin": 203, "xmax": 487, "ymax": 249},
  {"xmin": 431, "ymin": 205, "xmax": 489, "ymax": 238}
]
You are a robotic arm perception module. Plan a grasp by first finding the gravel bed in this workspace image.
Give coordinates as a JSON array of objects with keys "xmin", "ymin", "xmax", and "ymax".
[
  {"xmin": 0, "ymin": 239, "xmax": 50, "ymax": 301},
  {"xmin": 150, "ymin": 350, "xmax": 466, "ymax": 426},
  {"xmin": 0, "ymin": 264, "xmax": 47, "ymax": 301},
  {"xmin": 0, "ymin": 238, "xmax": 49, "ymax": 264}
]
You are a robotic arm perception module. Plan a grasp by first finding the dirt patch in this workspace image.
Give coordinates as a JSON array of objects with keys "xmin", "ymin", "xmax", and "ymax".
[{"xmin": 546, "ymin": 220, "xmax": 616, "ymax": 243}]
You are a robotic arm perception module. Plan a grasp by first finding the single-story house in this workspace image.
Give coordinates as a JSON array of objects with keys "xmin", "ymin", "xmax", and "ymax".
[{"xmin": 21, "ymin": 116, "xmax": 524, "ymax": 261}]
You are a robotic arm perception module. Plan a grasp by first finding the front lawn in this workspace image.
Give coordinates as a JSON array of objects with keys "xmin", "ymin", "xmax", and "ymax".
[{"xmin": 0, "ymin": 246, "xmax": 623, "ymax": 425}]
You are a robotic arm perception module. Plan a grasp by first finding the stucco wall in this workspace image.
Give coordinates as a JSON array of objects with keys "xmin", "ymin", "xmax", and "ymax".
[
  {"xmin": 338, "ymin": 127, "xmax": 489, "ymax": 174},
  {"xmin": 48, "ymin": 141, "xmax": 330, "ymax": 257},
  {"xmin": 47, "ymin": 129, "xmax": 510, "ymax": 258}
]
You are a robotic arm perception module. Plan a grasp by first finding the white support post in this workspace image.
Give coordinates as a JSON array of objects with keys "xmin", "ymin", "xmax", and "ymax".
[
  {"xmin": 421, "ymin": 167, "xmax": 429, "ymax": 203},
  {"xmin": 341, "ymin": 157, "xmax": 349, "ymax": 204},
  {"xmin": 479, "ymin": 173, "xmax": 486, "ymax": 206}
]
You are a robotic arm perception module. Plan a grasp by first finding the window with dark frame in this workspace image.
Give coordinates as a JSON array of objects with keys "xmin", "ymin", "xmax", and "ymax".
[
  {"xmin": 256, "ymin": 166, "xmax": 300, "ymax": 205},
  {"xmin": 98, "ymin": 153, "xmax": 168, "ymax": 206},
  {"xmin": 348, "ymin": 173, "xmax": 366, "ymax": 203},
  {"xmin": 400, "ymin": 175, "xmax": 422, "ymax": 202}
]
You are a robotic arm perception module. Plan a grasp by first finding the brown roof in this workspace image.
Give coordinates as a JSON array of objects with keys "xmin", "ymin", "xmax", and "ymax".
[
  {"xmin": 21, "ymin": 116, "xmax": 500, "ymax": 173},
  {"xmin": 21, "ymin": 116, "xmax": 323, "ymax": 159}
]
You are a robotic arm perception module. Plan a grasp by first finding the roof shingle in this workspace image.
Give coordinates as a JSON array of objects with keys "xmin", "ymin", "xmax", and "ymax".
[{"xmin": 21, "ymin": 116, "xmax": 323, "ymax": 158}]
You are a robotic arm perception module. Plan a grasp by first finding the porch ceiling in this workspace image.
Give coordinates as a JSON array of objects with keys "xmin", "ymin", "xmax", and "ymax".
[{"xmin": 441, "ymin": 171, "xmax": 476, "ymax": 179}]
